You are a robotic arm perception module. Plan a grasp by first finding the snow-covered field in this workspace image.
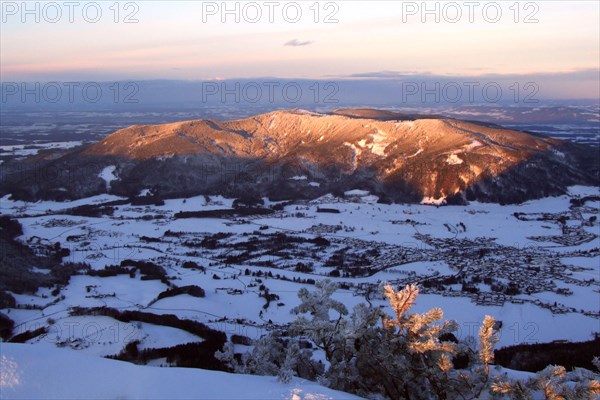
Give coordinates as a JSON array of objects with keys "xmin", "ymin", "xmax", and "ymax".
[
  {"xmin": 0, "ymin": 141, "xmax": 83, "ymax": 157},
  {"xmin": 0, "ymin": 186, "xmax": 598, "ymax": 398},
  {"xmin": 0, "ymin": 343, "xmax": 357, "ymax": 399}
]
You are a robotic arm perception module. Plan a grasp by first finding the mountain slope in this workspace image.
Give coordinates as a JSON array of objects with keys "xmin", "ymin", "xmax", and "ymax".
[
  {"xmin": 1, "ymin": 343, "xmax": 359, "ymax": 399},
  {"xmin": 2, "ymin": 109, "xmax": 598, "ymax": 203}
]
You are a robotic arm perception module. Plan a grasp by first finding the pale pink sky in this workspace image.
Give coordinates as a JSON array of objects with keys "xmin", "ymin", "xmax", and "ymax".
[{"xmin": 1, "ymin": 1, "xmax": 599, "ymax": 97}]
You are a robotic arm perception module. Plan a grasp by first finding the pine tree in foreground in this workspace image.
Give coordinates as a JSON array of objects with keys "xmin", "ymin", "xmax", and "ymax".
[
  {"xmin": 216, "ymin": 280, "xmax": 600, "ymax": 399},
  {"xmin": 480, "ymin": 315, "xmax": 499, "ymax": 377}
]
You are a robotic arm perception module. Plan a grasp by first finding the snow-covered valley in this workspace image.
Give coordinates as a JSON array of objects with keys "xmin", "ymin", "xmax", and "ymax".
[{"xmin": 1, "ymin": 185, "xmax": 599, "ymax": 398}]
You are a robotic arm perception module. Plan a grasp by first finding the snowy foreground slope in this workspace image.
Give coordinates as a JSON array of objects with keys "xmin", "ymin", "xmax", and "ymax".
[{"xmin": 0, "ymin": 343, "xmax": 358, "ymax": 400}]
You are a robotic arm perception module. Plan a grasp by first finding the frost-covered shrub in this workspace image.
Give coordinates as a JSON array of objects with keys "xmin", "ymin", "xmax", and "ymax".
[
  {"xmin": 217, "ymin": 280, "xmax": 600, "ymax": 399},
  {"xmin": 492, "ymin": 364, "xmax": 600, "ymax": 399}
]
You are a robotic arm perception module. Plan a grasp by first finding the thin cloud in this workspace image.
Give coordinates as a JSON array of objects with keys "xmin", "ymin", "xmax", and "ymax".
[
  {"xmin": 348, "ymin": 71, "xmax": 428, "ymax": 79},
  {"xmin": 345, "ymin": 69, "xmax": 600, "ymax": 81},
  {"xmin": 284, "ymin": 39, "xmax": 314, "ymax": 47}
]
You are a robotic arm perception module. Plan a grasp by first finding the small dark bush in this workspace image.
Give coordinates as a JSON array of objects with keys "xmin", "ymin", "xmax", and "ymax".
[
  {"xmin": 120, "ymin": 260, "xmax": 167, "ymax": 280},
  {"xmin": 0, "ymin": 216, "xmax": 23, "ymax": 240},
  {"xmin": 231, "ymin": 334, "xmax": 252, "ymax": 346},
  {"xmin": 0, "ymin": 313, "xmax": 14, "ymax": 340},
  {"xmin": 50, "ymin": 262, "xmax": 89, "ymax": 285},
  {"xmin": 88, "ymin": 265, "xmax": 132, "ymax": 277},
  {"xmin": 140, "ymin": 236, "xmax": 163, "ymax": 243},
  {"xmin": 0, "ymin": 291, "xmax": 16, "ymax": 309},
  {"xmin": 156, "ymin": 285, "xmax": 205, "ymax": 301},
  {"xmin": 9, "ymin": 326, "xmax": 48, "ymax": 343}
]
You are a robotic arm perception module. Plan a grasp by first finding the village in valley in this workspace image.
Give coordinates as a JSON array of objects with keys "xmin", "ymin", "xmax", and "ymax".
[{"xmin": 2, "ymin": 183, "xmax": 598, "ymax": 355}]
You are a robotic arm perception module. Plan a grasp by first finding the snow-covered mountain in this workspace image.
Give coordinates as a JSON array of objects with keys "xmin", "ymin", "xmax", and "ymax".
[{"xmin": 2, "ymin": 109, "xmax": 598, "ymax": 204}]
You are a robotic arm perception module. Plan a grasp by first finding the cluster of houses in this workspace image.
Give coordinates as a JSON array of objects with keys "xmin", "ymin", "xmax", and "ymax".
[{"xmin": 528, "ymin": 225, "xmax": 597, "ymax": 246}]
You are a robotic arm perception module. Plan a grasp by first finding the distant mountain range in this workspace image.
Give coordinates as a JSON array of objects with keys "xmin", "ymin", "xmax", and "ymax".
[{"xmin": 2, "ymin": 109, "xmax": 598, "ymax": 204}]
